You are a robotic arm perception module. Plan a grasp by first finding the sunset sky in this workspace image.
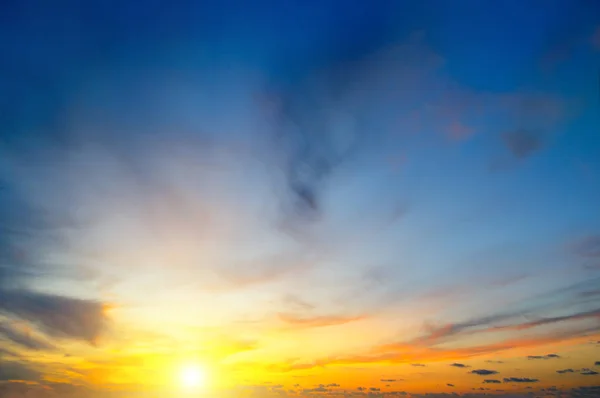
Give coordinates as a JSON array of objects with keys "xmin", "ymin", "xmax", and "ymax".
[{"xmin": 1, "ymin": 1, "xmax": 600, "ymax": 397}]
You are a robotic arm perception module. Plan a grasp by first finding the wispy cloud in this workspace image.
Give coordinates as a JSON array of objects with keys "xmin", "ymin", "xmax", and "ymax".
[
  {"xmin": 0, "ymin": 289, "xmax": 108, "ymax": 344},
  {"xmin": 277, "ymin": 313, "xmax": 365, "ymax": 328},
  {"xmin": 0, "ymin": 321, "xmax": 54, "ymax": 350}
]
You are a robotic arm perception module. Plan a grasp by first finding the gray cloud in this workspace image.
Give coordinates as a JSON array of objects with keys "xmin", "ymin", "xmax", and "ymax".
[
  {"xmin": 503, "ymin": 377, "xmax": 539, "ymax": 383},
  {"xmin": 580, "ymin": 369, "xmax": 598, "ymax": 376},
  {"xmin": 450, "ymin": 363, "xmax": 469, "ymax": 368},
  {"xmin": 572, "ymin": 235, "xmax": 600, "ymax": 258},
  {"xmin": 483, "ymin": 379, "xmax": 501, "ymax": 384},
  {"xmin": 502, "ymin": 130, "xmax": 543, "ymax": 159},
  {"xmin": 557, "ymin": 368, "xmax": 574, "ymax": 374},
  {"xmin": 527, "ymin": 353, "xmax": 560, "ymax": 360},
  {"xmin": 0, "ymin": 360, "xmax": 40, "ymax": 382},
  {"xmin": 0, "ymin": 321, "xmax": 54, "ymax": 350},
  {"xmin": 470, "ymin": 369, "xmax": 498, "ymax": 376},
  {"xmin": 0, "ymin": 289, "xmax": 107, "ymax": 344}
]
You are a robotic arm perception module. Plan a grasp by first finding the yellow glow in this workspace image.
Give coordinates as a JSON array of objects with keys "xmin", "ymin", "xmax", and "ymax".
[{"xmin": 179, "ymin": 364, "xmax": 206, "ymax": 389}]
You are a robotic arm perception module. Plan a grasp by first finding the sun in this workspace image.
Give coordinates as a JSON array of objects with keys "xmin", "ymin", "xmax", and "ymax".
[{"xmin": 179, "ymin": 364, "xmax": 206, "ymax": 389}]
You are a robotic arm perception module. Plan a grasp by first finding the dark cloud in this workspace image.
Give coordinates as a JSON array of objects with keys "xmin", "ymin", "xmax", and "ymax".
[
  {"xmin": 0, "ymin": 360, "xmax": 40, "ymax": 381},
  {"xmin": 470, "ymin": 369, "xmax": 498, "ymax": 376},
  {"xmin": 381, "ymin": 379, "xmax": 400, "ymax": 382},
  {"xmin": 326, "ymin": 383, "xmax": 340, "ymax": 387},
  {"xmin": 501, "ymin": 129, "xmax": 543, "ymax": 159},
  {"xmin": 580, "ymin": 369, "xmax": 599, "ymax": 375},
  {"xmin": 595, "ymin": 361, "xmax": 600, "ymax": 366},
  {"xmin": 370, "ymin": 387, "xmax": 381, "ymax": 391},
  {"xmin": 503, "ymin": 377, "xmax": 539, "ymax": 383},
  {"xmin": 557, "ymin": 368, "xmax": 574, "ymax": 374},
  {"xmin": 411, "ymin": 363, "xmax": 425, "ymax": 367},
  {"xmin": 0, "ymin": 289, "xmax": 107, "ymax": 343},
  {"xmin": 450, "ymin": 363, "xmax": 469, "ymax": 368},
  {"xmin": 446, "ymin": 383, "xmax": 454, "ymax": 387},
  {"xmin": 485, "ymin": 360, "xmax": 504, "ymax": 364},
  {"xmin": 527, "ymin": 353, "xmax": 561, "ymax": 360},
  {"xmin": 483, "ymin": 380, "xmax": 501, "ymax": 384},
  {"xmin": 0, "ymin": 321, "xmax": 54, "ymax": 350}
]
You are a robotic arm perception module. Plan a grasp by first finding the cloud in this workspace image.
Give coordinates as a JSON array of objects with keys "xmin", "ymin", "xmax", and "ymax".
[
  {"xmin": 0, "ymin": 360, "xmax": 40, "ymax": 381},
  {"xmin": 381, "ymin": 379, "xmax": 400, "ymax": 382},
  {"xmin": 572, "ymin": 235, "xmax": 600, "ymax": 258},
  {"xmin": 470, "ymin": 369, "xmax": 498, "ymax": 376},
  {"xmin": 503, "ymin": 377, "xmax": 539, "ymax": 383},
  {"xmin": 483, "ymin": 380, "xmax": 501, "ymax": 384},
  {"xmin": 580, "ymin": 369, "xmax": 599, "ymax": 376},
  {"xmin": 446, "ymin": 383, "xmax": 454, "ymax": 387},
  {"xmin": 450, "ymin": 363, "xmax": 469, "ymax": 368},
  {"xmin": 527, "ymin": 354, "xmax": 561, "ymax": 360},
  {"xmin": 0, "ymin": 321, "xmax": 54, "ymax": 350},
  {"xmin": 411, "ymin": 363, "xmax": 425, "ymax": 367},
  {"xmin": 0, "ymin": 289, "xmax": 108, "ymax": 344},
  {"xmin": 557, "ymin": 368, "xmax": 574, "ymax": 374},
  {"xmin": 595, "ymin": 361, "xmax": 600, "ymax": 366},
  {"xmin": 501, "ymin": 130, "xmax": 543, "ymax": 159},
  {"xmin": 277, "ymin": 313, "xmax": 364, "ymax": 328}
]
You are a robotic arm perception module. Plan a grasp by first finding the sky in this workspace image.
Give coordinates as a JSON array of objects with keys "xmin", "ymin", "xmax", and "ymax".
[{"xmin": 1, "ymin": 1, "xmax": 600, "ymax": 397}]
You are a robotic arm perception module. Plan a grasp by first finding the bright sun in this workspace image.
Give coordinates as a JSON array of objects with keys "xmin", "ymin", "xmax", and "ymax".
[{"xmin": 180, "ymin": 364, "xmax": 206, "ymax": 389}]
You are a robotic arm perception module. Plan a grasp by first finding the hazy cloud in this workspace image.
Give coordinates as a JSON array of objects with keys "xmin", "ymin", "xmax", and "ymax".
[
  {"xmin": 483, "ymin": 379, "xmax": 501, "ymax": 384},
  {"xmin": 501, "ymin": 130, "xmax": 543, "ymax": 159},
  {"xmin": 450, "ymin": 363, "xmax": 470, "ymax": 368},
  {"xmin": 0, "ymin": 321, "xmax": 54, "ymax": 350},
  {"xmin": 0, "ymin": 289, "xmax": 107, "ymax": 344}
]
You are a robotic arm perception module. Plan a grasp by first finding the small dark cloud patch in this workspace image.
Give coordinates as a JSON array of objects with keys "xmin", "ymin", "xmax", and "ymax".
[
  {"xmin": 411, "ymin": 363, "xmax": 425, "ymax": 367},
  {"xmin": 557, "ymin": 368, "xmax": 574, "ymax": 374},
  {"xmin": 502, "ymin": 129, "xmax": 543, "ymax": 159},
  {"xmin": 485, "ymin": 360, "xmax": 504, "ymax": 364},
  {"xmin": 503, "ymin": 377, "xmax": 539, "ymax": 383},
  {"xmin": 446, "ymin": 383, "xmax": 454, "ymax": 387},
  {"xmin": 580, "ymin": 369, "xmax": 598, "ymax": 375},
  {"xmin": 370, "ymin": 387, "xmax": 380, "ymax": 391},
  {"xmin": 450, "ymin": 363, "xmax": 469, "ymax": 368},
  {"xmin": 470, "ymin": 369, "xmax": 498, "ymax": 376},
  {"xmin": 381, "ymin": 379, "xmax": 399, "ymax": 382},
  {"xmin": 595, "ymin": 361, "xmax": 600, "ymax": 366},
  {"xmin": 483, "ymin": 380, "xmax": 501, "ymax": 384},
  {"xmin": 326, "ymin": 383, "xmax": 339, "ymax": 387},
  {"xmin": 527, "ymin": 353, "xmax": 560, "ymax": 360}
]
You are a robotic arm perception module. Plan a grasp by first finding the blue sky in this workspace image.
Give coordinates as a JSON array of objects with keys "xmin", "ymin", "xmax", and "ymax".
[{"xmin": 1, "ymin": 1, "xmax": 600, "ymax": 397}]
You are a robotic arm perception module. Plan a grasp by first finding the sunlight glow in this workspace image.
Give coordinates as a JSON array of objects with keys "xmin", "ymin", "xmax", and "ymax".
[{"xmin": 180, "ymin": 364, "xmax": 206, "ymax": 389}]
